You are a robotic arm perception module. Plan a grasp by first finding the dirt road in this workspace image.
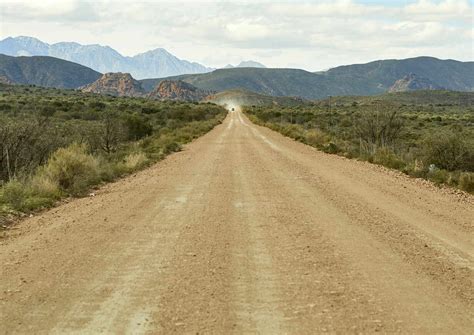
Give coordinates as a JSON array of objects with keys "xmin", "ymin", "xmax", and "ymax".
[{"xmin": 1, "ymin": 109, "xmax": 473, "ymax": 334}]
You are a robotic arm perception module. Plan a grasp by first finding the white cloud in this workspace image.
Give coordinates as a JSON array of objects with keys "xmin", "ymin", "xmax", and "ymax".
[{"xmin": 0, "ymin": 0, "xmax": 472, "ymax": 70}]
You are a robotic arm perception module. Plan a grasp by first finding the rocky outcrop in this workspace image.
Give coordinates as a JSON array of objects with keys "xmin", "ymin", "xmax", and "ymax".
[
  {"xmin": 388, "ymin": 73, "xmax": 443, "ymax": 93},
  {"xmin": 0, "ymin": 74, "xmax": 13, "ymax": 85},
  {"xmin": 148, "ymin": 80, "xmax": 213, "ymax": 101},
  {"xmin": 80, "ymin": 72, "xmax": 145, "ymax": 97}
]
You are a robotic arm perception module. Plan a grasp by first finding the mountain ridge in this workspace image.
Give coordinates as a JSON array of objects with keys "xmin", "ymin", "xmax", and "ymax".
[
  {"xmin": 0, "ymin": 36, "xmax": 213, "ymax": 79},
  {"xmin": 141, "ymin": 56, "xmax": 474, "ymax": 99},
  {"xmin": 0, "ymin": 54, "xmax": 101, "ymax": 89}
]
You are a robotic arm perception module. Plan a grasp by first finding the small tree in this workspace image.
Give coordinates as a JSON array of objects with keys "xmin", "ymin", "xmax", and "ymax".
[
  {"xmin": 98, "ymin": 111, "xmax": 127, "ymax": 154},
  {"xmin": 354, "ymin": 109, "xmax": 404, "ymax": 154}
]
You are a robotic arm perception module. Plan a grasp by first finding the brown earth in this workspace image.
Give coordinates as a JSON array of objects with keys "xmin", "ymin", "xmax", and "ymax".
[{"xmin": 1, "ymin": 109, "xmax": 473, "ymax": 334}]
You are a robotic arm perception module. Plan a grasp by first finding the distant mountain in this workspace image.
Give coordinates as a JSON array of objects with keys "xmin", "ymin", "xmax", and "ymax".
[
  {"xmin": 149, "ymin": 80, "xmax": 213, "ymax": 101},
  {"xmin": 141, "ymin": 57, "xmax": 474, "ymax": 99},
  {"xmin": 322, "ymin": 56, "xmax": 473, "ymax": 95},
  {"xmin": 223, "ymin": 60, "xmax": 266, "ymax": 69},
  {"xmin": 388, "ymin": 73, "xmax": 443, "ymax": 92},
  {"xmin": 0, "ymin": 36, "xmax": 213, "ymax": 79},
  {"xmin": 80, "ymin": 72, "xmax": 145, "ymax": 97},
  {"xmin": 237, "ymin": 61, "xmax": 266, "ymax": 68},
  {"xmin": 0, "ymin": 54, "xmax": 101, "ymax": 89}
]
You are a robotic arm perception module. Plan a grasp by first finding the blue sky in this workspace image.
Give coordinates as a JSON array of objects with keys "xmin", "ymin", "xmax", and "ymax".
[{"xmin": 1, "ymin": 0, "xmax": 473, "ymax": 70}]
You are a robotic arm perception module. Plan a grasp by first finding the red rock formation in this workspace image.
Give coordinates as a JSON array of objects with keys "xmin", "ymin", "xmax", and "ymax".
[
  {"xmin": 149, "ymin": 80, "xmax": 213, "ymax": 101},
  {"xmin": 81, "ymin": 72, "xmax": 145, "ymax": 97}
]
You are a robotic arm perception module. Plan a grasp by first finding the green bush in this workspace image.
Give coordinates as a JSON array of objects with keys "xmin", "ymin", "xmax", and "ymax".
[
  {"xmin": 422, "ymin": 132, "xmax": 474, "ymax": 171},
  {"xmin": 373, "ymin": 148, "xmax": 406, "ymax": 170},
  {"xmin": 0, "ymin": 180, "xmax": 28, "ymax": 211},
  {"xmin": 39, "ymin": 143, "xmax": 100, "ymax": 196},
  {"xmin": 323, "ymin": 142, "xmax": 340, "ymax": 154},
  {"xmin": 427, "ymin": 168, "xmax": 450, "ymax": 185},
  {"xmin": 163, "ymin": 141, "xmax": 181, "ymax": 154}
]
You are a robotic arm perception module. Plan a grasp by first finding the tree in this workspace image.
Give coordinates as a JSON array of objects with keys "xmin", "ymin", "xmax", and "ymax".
[
  {"xmin": 97, "ymin": 111, "xmax": 126, "ymax": 154},
  {"xmin": 354, "ymin": 109, "xmax": 404, "ymax": 154}
]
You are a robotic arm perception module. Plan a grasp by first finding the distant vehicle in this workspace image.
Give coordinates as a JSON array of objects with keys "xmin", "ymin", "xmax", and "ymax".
[{"xmin": 231, "ymin": 108, "xmax": 235, "ymax": 111}]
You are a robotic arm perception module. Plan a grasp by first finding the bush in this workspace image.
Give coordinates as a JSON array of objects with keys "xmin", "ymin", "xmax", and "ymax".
[
  {"xmin": 123, "ymin": 152, "xmax": 149, "ymax": 172},
  {"xmin": 0, "ymin": 180, "xmax": 28, "ymax": 210},
  {"xmin": 373, "ymin": 147, "xmax": 406, "ymax": 170},
  {"xmin": 163, "ymin": 141, "xmax": 181, "ymax": 154},
  {"xmin": 422, "ymin": 132, "xmax": 474, "ymax": 171},
  {"xmin": 323, "ymin": 142, "xmax": 340, "ymax": 154},
  {"xmin": 30, "ymin": 173, "xmax": 61, "ymax": 199},
  {"xmin": 39, "ymin": 143, "xmax": 99, "ymax": 196},
  {"xmin": 305, "ymin": 129, "xmax": 328, "ymax": 148},
  {"xmin": 427, "ymin": 168, "xmax": 450, "ymax": 185},
  {"xmin": 459, "ymin": 173, "xmax": 474, "ymax": 193}
]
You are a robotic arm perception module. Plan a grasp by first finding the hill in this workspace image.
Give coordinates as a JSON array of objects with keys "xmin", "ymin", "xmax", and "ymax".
[
  {"xmin": 141, "ymin": 57, "xmax": 474, "ymax": 99},
  {"xmin": 139, "ymin": 68, "xmax": 332, "ymax": 98},
  {"xmin": 0, "ymin": 36, "xmax": 212, "ymax": 79},
  {"xmin": 205, "ymin": 89, "xmax": 307, "ymax": 107},
  {"xmin": 148, "ymin": 80, "xmax": 213, "ymax": 101},
  {"xmin": 80, "ymin": 72, "xmax": 145, "ymax": 97},
  {"xmin": 0, "ymin": 54, "xmax": 101, "ymax": 89}
]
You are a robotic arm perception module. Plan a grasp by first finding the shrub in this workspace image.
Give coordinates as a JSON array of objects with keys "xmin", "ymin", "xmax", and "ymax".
[
  {"xmin": 459, "ymin": 172, "xmax": 474, "ymax": 193},
  {"xmin": 422, "ymin": 131, "xmax": 474, "ymax": 171},
  {"xmin": 427, "ymin": 168, "xmax": 449, "ymax": 185},
  {"xmin": 354, "ymin": 110, "xmax": 404, "ymax": 148},
  {"xmin": 124, "ymin": 152, "xmax": 149, "ymax": 172},
  {"xmin": 305, "ymin": 129, "xmax": 328, "ymax": 148},
  {"xmin": 323, "ymin": 142, "xmax": 340, "ymax": 154},
  {"xmin": 39, "ymin": 143, "xmax": 99, "ymax": 196},
  {"xmin": 30, "ymin": 173, "xmax": 61, "ymax": 199},
  {"xmin": 124, "ymin": 114, "xmax": 153, "ymax": 140},
  {"xmin": 0, "ymin": 180, "xmax": 28, "ymax": 210},
  {"xmin": 163, "ymin": 141, "xmax": 181, "ymax": 154},
  {"xmin": 373, "ymin": 147, "xmax": 406, "ymax": 170}
]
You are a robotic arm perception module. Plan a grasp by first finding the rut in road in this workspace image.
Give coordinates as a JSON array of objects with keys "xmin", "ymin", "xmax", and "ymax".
[{"xmin": 1, "ymin": 109, "xmax": 473, "ymax": 334}]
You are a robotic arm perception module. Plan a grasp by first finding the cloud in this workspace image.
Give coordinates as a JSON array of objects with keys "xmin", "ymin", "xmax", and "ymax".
[
  {"xmin": 0, "ymin": 0, "xmax": 472, "ymax": 70},
  {"xmin": 1, "ymin": 0, "xmax": 100, "ymax": 22},
  {"xmin": 268, "ymin": 0, "xmax": 384, "ymax": 17},
  {"xmin": 403, "ymin": 0, "xmax": 472, "ymax": 19}
]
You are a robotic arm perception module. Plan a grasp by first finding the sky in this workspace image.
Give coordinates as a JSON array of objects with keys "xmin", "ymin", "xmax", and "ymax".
[{"xmin": 0, "ymin": 0, "xmax": 473, "ymax": 71}]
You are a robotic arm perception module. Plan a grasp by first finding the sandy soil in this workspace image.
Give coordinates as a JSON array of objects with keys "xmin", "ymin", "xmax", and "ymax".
[{"xmin": 1, "ymin": 109, "xmax": 473, "ymax": 334}]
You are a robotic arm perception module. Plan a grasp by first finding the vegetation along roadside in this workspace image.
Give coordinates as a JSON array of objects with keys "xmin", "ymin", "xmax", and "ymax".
[
  {"xmin": 0, "ymin": 84, "xmax": 226, "ymax": 227},
  {"xmin": 244, "ymin": 90, "xmax": 474, "ymax": 194}
]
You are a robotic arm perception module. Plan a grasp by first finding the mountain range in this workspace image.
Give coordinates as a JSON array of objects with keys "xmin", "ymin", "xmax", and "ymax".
[
  {"xmin": 141, "ymin": 57, "xmax": 474, "ymax": 99},
  {"xmin": 0, "ymin": 48, "xmax": 473, "ymax": 100},
  {"xmin": 0, "ymin": 36, "xmax": 213, "ymax": 79}
]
